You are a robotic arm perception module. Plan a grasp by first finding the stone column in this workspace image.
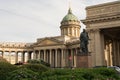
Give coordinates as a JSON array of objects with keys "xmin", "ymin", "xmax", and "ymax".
[
  {"xmin": 51, "ymin": 50, "xmax": 55, "ymax": 67},
  {"xmin": 61, "ymin": 49, "xmax": 64, "ymax": 67},
  {"xmin": 71, "ymin": 27, "xmax": 74, "ymax": 36},
  {"xmin": 113, "ymin": 40, "xmax": 117, "ymax": 65},
  {"xmin": 118, "ymin": 41, "xmax": 120, "ymax": 66},
  {"xmin": 115, "ymin": 41, "xmax": 118, "ymax": 65},
  {"xmin": 55, "ymin": 49, "xmax": 58, "ymax": 67},
  {"xmin": 59, "ymin": 50, "xmax": 61, "ymax": 67},
  {"xmin": 49, "ymin": 49, "xmax": 52, "ymax": 66},
  {"xmin": 15, "ymin": 52, "xmax": 18, "ymax": 63},
  {"xmin": 57, "ymin": 49, "xmax": 60, "ymax": 67},
  {"xmin": 94, "ymin": 29, "xmax": 104, "ymax": 66},
  {"xmin": 66, "ymin": 49, "xmax": 69, "ymax": 67},
  {"xmin": 9, "ymin": 51, "xmax": 11, "ymax": 63},
  {"xmin": 119, "ymin": 42, "xmax": 120, "ymax": 66},
  {"xmin": 75, "ymin": 28, "xmax": 77, "ymax": 37},
  {"xmin": 68, "ymin": 28, "xmax": 69, "ymax": 36},
  {"xmin": 104, "ymin": 42, "xmax": 108, "ymax": 66},
  {"xmin": 38, "ymin": 50, "xmax": 40, "ymax": 60},
  {"xmin": 36, "ymin": 51, "xmax": 39, "ymax": 60},
  {"xmin": 71, "ymin": 49, "xmax": 74, "ymax": 68},
  {"xmin": 116, "ymin": 41, "xmax": 118, "ymax": 65},
  {"xmin": 46, "ymin": 50, "xmax": 48, "ymax": 63},
  {"xmin": 21, "ymin": 52, "xmax": 25, "ymax": 63},
  {"xmin": 28, "ymin": 51, "xmax": 32, "ymax": 60},
  {"xmin": 106, "ymin": 41, "xmax": 112, "ymax": 66},
  {"xmin": 74, "ymin": 48, "xmax": 77, "ymax": 68},
  {"xmin": 44, "ymin": 50, "xmax": 46, "ymax": 62},
  {"xmin": 33, "ymin": 51, "xmax": 36, "ymax": 59},
  {"xmin": 41, "ymin": 50, "xmax": 44, "ymax": 60},
  {"xmin": 109, "ymin": 43, "xmax": 113, "ymax": 66},
  {"xmin": 106, "ymin": 42, "xmax": 110, "ymax": 66},
  {"xmin": 117, "ymin": 41, "xmax": 120, "ymax": 66},
  {"xmin": 69, "ymin": 49, "xmax": 72, "ymax": 68}
]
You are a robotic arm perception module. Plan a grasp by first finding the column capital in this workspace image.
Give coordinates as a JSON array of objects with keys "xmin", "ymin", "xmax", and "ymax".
[{"xmin": 87, "ymin": 28, "xmax": 100, "ymax": 33}]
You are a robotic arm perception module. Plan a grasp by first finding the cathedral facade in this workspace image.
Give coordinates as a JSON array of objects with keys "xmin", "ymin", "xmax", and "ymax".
[{"xmin": 0, "ymin": 1, "xmax": 120, "ymax": 68}]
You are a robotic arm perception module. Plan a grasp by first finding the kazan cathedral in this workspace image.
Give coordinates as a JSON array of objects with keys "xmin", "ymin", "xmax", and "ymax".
[{"xmin": 0, "ymin": 1, "xmax": 120, "ymax": 68}]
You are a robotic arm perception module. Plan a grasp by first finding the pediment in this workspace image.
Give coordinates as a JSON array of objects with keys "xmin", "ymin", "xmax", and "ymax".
[{"xmin": 36, "ymin": 38, "xmax": 63, "ymax": 46}]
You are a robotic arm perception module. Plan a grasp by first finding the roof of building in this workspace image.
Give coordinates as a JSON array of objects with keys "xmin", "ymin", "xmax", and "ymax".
[{"xmin": 62, "ymin": 8, "xmax": 78, "ymax": 22}]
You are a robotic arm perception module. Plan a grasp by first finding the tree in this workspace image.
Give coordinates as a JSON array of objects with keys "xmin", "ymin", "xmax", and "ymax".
[
  {"xmin": 7, "ymin": 68, "xmax": 38, "ymax": 80},
  {"xmin": 0, "ymin": 57, "xmax": 17, "ymax": 80}
]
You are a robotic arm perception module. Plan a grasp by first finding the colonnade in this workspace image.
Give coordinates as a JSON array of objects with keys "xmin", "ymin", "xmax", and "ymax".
[
  {"xmin": 0, "ymin": 47, "xmax": 79, "ymax": 68},
  {"xmin": 0, "ymin": 51, "xmax": 33, "ymax": 64},
  {"xmin": 33, "ymin": 48, "xmax": 79, "ymax": 68},
  {"xmin": 112, "ymin": 40, "xmax": 120, "ymax": 66},
  {"xmin": 104, "ymin": 39, "xmax": 120, "ymax": 66}
]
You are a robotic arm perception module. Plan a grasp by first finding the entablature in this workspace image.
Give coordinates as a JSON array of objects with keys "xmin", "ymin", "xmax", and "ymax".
[
  {"xmin": 82, "ymin": 14, "xmax": 120, "ymax": 24},
  {"xmin": 86, "ymin": 1, "xmax": 120, "ymax": 19}
]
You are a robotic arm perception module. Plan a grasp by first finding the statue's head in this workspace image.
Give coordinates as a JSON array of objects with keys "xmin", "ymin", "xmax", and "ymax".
[{"xmin": 83, "ymin": 29, "xmax": 86, "ymax": 33}]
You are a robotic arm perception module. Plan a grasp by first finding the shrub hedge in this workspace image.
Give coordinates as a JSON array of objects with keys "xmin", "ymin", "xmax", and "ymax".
[
  {"xmin": 0, "ymin": 60, "xmax": 120, "ymax": 80},
  {"xmin": 0, "ymin": 62, "xmax": 18, "ymax": 80},
  {"xmin": 7, "ymin": 68, "xmax": 38, "ymax": 80},
  {"xmin": 27, "ymin": 59, "xmax": 50, "ymax": 67},
  {"xmin": 21, "ymin": 63, "xmax": 49, "ymax": 74},
  {"xmin": 40, "ymin": 68, "xmax": 120, "ymax": 80}
]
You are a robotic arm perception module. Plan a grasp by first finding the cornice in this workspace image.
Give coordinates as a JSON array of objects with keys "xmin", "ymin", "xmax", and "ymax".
[
  {"xmin": 86, "ymin": 1, "xmax": 120, "ymax": 9},
  {"xmin": 81, "ymin": 15, "xmax": 120, "ymax": 24}
]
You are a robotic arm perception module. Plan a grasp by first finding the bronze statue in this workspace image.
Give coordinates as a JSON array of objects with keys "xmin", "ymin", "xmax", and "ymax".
[{"xmin": 80, "ymin": 29, "xmax": 89, "ymax": 53}]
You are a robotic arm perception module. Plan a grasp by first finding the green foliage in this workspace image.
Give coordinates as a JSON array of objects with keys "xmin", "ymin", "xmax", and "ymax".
[
  {"xmin": 0, "ymin": 61, "xmax": 17, "ymax": 80},
  {"xmin": 7, "ymin": 68, "xmax": 38, "ymax": 80},
  {"xmin": 40, "ymin": 68, "xmax": 120, "ymax": 80},
  {"xmin": 0, "ymin": 60, "xmax": 120, "ymax": 80},
  {"xmin": 93, "ymin": 67, "xmax": 120, "ymax": 79},
  {"xmin": 27, "ymin": 59, "xmax": 40, "ymax": 64},
  {"xmin": 40, "ymin": 69, "xmax": 84, "ymax": 80},
  {"xmin": 80, "ymin": 70, "xmax": 94, "ymax": 80},
  {"xmin": 21, "ymin": 63, "xmax": 49, "ymax": 74},
  {"xmin": 27, "ymin": 59, "xmax": 50, "ymax": 67},
  {"xmin": 41, "ymin": 69, "xmax": 71, "ymax": 77}
]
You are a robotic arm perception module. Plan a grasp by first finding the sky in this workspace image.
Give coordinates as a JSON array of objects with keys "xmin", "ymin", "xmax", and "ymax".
[{"xmin": 0, "ymin": 0, "xmax": 118, "ymax": 43}]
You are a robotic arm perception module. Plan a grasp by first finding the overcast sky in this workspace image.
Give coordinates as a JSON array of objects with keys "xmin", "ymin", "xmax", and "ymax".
[{"xmin": 0, "ymin": 0, "xmax": 117, "ymax": 42}]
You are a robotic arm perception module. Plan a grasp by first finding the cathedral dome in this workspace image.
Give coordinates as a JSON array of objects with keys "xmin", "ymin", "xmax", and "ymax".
[{"xmin": 62, "ymin": 8, "xmax": 78, "ymax": 22}]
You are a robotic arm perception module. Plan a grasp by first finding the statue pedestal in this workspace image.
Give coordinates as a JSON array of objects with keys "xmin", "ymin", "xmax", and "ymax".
[{"xmin": 76, "ymin": 53, "xmax": 92, "ymax": 68}]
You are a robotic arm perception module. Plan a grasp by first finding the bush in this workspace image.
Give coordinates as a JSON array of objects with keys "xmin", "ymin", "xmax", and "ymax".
[
  {"xmin": 40, "ymin": 68, "xmax": 120, "ymax": 80},
  {"xmin": 7, "ymin": 68, "xmax": 38, "ymax": 80},
  {"xmin": 93, "ymin": 68, "xmax": 120, "ymax": 79},
  {"xmin": 40, "ymin": 69, "xmax": 71, "ymax": 80},
  {"xmin": 27, "ymin": 59, "xmax": 40, "ymax": 64},
  {"xmin": 0, "ymin": 61, "xmax": 17, "ymax": 80},
  {"xmin": 21, "ymin": 64, "xmax": 49, "ymax": 74},
  {"xmin": 27, "ymin": 59, "xmax": 50, "ymax": 67},
  {"xmin": 81, "ymin": 71, "xmax": 94, "ymax": 80}
]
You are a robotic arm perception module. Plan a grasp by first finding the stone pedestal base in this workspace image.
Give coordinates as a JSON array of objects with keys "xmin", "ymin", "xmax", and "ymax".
[{"xmin": 76, "ymin": 53, "xmax": 92, "ymax": 68}]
